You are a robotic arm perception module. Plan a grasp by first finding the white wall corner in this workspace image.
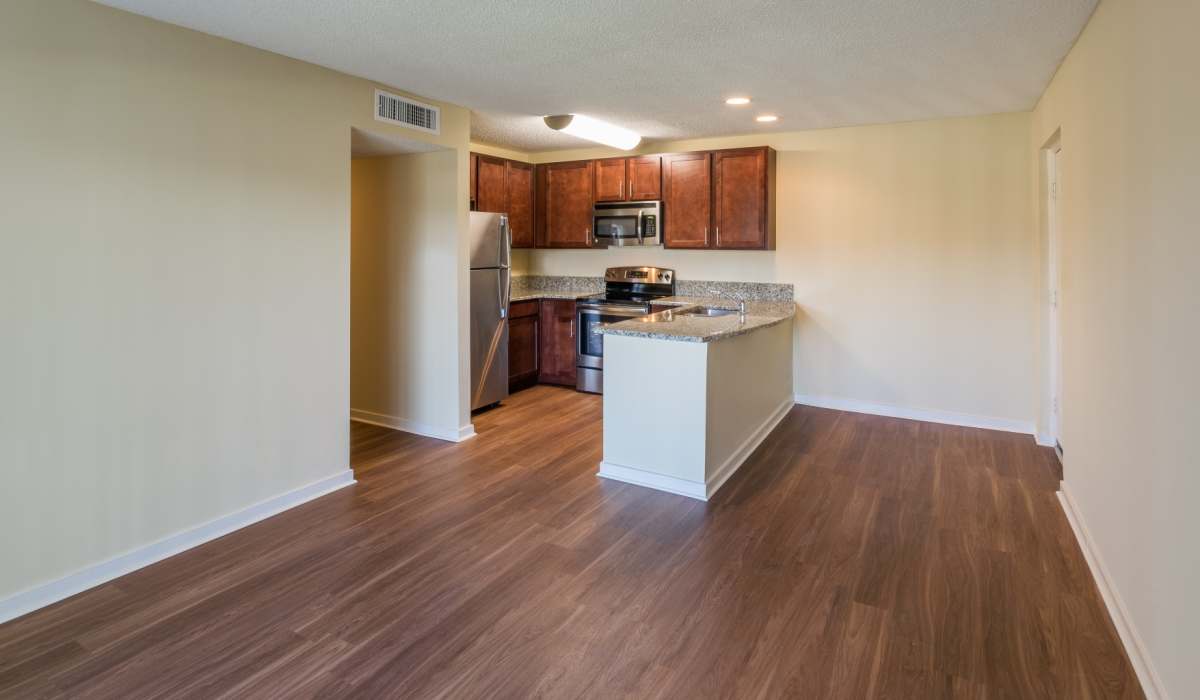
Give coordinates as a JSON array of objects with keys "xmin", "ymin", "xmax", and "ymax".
[
  {"xmin": 0, "ymin": 469, "xmax": 355, "ymax": 625},
  {"xmin": 350, "ymin": 408, "xmax": 475, "ymax": 442},
  {"xmin": 793, "ymin": 394, "xmax": 1036, "ymax": 436},
  {"xmin": 1057, "ymin": 486, "xmax": 1168, "ymax": 700}
]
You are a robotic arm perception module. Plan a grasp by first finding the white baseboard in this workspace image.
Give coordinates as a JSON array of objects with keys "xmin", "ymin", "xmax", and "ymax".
[
  {"xmin": 350, "ymin": 408, "xmax": 475, "ymax": 443},
  {"xmin": 704, "ymin": 397, "xmax": 793, "ymax": 499},
  {"xmin": 1058, "ymin": 486, "xmax": 1167, "ymax": 700},
  {"xmin": 596, "ymin": 462, "xmax": 708, "ymax": 500},
  {"xmin": 598, "ymin": 396, "xmax": 793, "ymax": 502},
  {"xmin": 1035, "ymin": 432, "xmax": 1056, "ymax": 447},
  {"xmin": 794, "ymin": 394, "xmax": 1035, "ymax": 436},
  {"xmin": 0, "ymin": 469, "xmax": 355, "ymax": 625}
]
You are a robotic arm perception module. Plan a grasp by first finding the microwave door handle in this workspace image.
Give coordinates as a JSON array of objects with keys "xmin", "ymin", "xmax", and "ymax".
[{"xmin": 637, "ymin": 210, "xmax": 644, "ymax": 245}]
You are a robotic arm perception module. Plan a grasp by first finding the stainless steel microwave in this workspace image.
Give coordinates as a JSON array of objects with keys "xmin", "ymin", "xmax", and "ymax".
[{"xmin": 592, "ymin": 201, "xmax": 661, "ymax": 247}]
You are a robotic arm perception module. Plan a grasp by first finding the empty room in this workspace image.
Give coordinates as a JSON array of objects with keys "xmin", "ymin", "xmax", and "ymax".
[{"xmin": 1, "ymin": 0, "xmax": 1196, "ymax": 697}]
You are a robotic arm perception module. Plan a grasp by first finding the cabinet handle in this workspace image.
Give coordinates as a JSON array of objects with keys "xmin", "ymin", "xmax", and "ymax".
[{"xmin": 570, "ymin": 319, "xmax": 575, "ymax": 339}]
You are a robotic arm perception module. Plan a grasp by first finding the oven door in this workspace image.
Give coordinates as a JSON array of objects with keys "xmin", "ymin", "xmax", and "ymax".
[{"xmin": 576, "ymin": 304, "xmax": 648, "ymax": 368}]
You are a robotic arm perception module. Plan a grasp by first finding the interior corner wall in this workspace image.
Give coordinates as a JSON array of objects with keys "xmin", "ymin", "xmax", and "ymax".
[
  {"xmin": 523, "ymin": 113, "xmax": 1039, "ymax": 428},
  {"xmin": 0, "ymin": 0, "xmax": 470, "ymax": 608},
  {"xmin": 1031, "ymin": 0, "xmax": 1200, "ymax": 696},
  {"xmin": 351, "ymin": 152, "xmax": 467, "ymax": 437}
]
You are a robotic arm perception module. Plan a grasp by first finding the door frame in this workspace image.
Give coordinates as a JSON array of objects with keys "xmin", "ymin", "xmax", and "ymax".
[{"xmin": 1041, "ymin": 134, "xmax": 1064, "ymax": 457}]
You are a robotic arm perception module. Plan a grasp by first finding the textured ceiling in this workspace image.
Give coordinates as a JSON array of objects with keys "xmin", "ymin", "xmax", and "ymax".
[{"xmin": 96, "ymin": 0, "xmax": 1097, "ymax": 152}]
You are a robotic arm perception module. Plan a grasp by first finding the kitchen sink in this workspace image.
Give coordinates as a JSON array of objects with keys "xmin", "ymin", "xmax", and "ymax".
[{"xmin": 677, "ymin": 306, "xmax": 739, "ymax": 317}]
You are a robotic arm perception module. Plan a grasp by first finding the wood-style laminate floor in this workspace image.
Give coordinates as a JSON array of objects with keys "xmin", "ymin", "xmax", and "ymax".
[{"xmin": 1, "ymin": 385, "xmax": 1142, "ymax": 699}]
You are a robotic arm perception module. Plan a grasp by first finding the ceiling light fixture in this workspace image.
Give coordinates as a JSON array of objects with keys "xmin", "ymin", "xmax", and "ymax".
[
  {"xmin": 543, "ymin": 114, "xmax": 641, "ymax": 150},
  {"xmin": 725, "ymin": 97, "xmax": 751, "ymax": 105},
  {"xmin": 755, "ymin": 114, "xmax": 779, "ymax": 123}
]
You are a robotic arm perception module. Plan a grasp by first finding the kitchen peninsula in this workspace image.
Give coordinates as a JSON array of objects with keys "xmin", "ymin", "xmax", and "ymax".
[{"xmin": 597, "ymin": 297, "xmax": 795, "ymax": 500}]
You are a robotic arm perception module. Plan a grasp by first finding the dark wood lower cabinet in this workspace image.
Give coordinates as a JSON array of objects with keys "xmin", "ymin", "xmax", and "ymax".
[
  {"xmin": 537, "ymin": 299, "xmax": 577, "ymax": 386},
  {"xmin": 508, "ymin": 300, "xmax": 540, "ymax": 392}
]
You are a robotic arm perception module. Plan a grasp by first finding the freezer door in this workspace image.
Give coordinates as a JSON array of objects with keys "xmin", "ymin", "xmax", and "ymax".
[
  {"xmin": 470, "ymin": 268, "xmax": 510, "ymax": 410},
  {"xmin": 469, "ymin": 212, "xmax": 510, "ymax": 269}
]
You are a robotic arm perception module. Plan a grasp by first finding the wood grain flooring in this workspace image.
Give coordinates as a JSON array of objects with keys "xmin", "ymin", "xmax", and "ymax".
[{"xmin": 0, "ymin": 385, "xmax": 1142, "ymax": 698}]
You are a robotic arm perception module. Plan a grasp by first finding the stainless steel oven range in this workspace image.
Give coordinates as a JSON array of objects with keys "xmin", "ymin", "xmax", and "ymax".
[{"xmin": 576, "ymin": 266, "xmax": 676, "ymax": 394}]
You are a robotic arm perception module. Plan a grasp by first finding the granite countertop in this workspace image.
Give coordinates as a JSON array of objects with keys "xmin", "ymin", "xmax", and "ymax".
[
  {"xmin": 599, "ymin": 296, "xmax": 796, "ymax": 343},
  {"xmin": 509, "ymin": 288, "xmax": 598, "ymax": 302}
]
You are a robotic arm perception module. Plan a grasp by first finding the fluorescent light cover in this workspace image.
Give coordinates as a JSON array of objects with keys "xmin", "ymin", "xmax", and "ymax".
[
  {"xmin": 755, "ymin": 114, "xmax": 778, "ymax": 122},
  {"xmin": 543, "ymin": 114, "xmax": 641, "ymax": 150},
  {"xmin": 725, "ymin": 97, "xmax": 751, "ymax": 105}
]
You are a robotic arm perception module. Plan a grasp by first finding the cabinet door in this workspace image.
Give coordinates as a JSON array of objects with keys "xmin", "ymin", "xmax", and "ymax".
[
  {"xmin": 538, "ymin": 300, "xmax": 577, "ymax": 385},
  {"xmin": 543, "ymin": 161, "xmax": 594, "ymax": 248},
  {"xmin": 628, "ymin": 155, "xmax": 662, "ymax": 200},
  {"xmin": 713, "ymin": 147, "xmax": 770, "ymax": 249},
  {"xmin": 508, "ymin": 300, "xmax": 539, "ymax": 391},
  {"xmin": 593, "ymin": 158, "xmax": 627, "ymax": 202},
  {"xmin": 506, "ymin": 161, "xmax": 534, "ymax": 248},
  {"xmin": 475, "ymin": 154, "xmax": 508, "ymax": 214},
  {"xmin": 662, "ymin": 152, "xmax": 711, "ymax": 248}
]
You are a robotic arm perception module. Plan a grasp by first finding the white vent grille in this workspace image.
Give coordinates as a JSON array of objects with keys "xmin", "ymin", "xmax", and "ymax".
[{"xmin": 374, "ymin": 89, "xmax": 440, "ymax": 135}]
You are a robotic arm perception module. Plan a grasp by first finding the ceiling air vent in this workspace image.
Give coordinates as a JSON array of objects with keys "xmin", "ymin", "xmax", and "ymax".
[{"xmin": 374, "ymin": 89, "xmax": 440, "ymax": 135}]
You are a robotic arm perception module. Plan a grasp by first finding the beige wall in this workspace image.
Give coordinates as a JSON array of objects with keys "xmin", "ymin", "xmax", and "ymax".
[
  {"xmin": 351, "ymin": 153, "xmax": 470, "ymax": 437},
  {"xmin": 0, "ymin": 0, "xmax": 470, "ymax": 605},
  {"xmin": 1032, "ymin": 0, "xmax": 1200, "ymax": 696},
  {"xmin": 523, "ymin": 114, "xmax": 1039, "ymax": 427}
]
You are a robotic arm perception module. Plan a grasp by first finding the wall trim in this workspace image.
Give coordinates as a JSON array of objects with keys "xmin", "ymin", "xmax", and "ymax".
[
  {"xmin": 350, "ymin": 408, "xmax": 476, "ymax": 442},
  {"xmin": 1035, "ymin": 432, "xmax": 1056, "ymax": 447},
  {"xmin": 598, "ymin": 397, "xmax": 793, "ymax": 502},
  {"xmin": 597, "ymin": 461, "xmax": 708, "ymax": 500},
  {"xmin": 794, "ymin": 394, "xmax": 1035, "ymax": 435},
  {"xmin": 1058, "ymin": 486, "xmax": 1167, "ymax": 700},
  {"xmin": 0, "ymin": 469, "xmax": 355, "ymax": 625},
  {"xmin": 704, "ymin": 397, "xmax": 794, "ymax": 499}
]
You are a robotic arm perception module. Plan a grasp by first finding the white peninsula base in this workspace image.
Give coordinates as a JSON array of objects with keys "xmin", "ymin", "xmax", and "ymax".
[{"xmin": 598, "ymin": 318, "xmax": 793, "ymax": 501}]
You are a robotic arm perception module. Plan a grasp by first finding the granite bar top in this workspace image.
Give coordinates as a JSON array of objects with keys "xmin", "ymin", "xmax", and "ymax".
[{"xmin": 599, "ymin": 296, "xmax": 796, "ymax": 343}]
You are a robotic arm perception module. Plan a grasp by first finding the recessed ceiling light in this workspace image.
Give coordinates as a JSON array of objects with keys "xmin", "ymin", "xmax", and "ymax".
[
  {"xmin": 543, "ymin": 114, "xmax": 641, "ymax": 150},
  {"xmin": 755, "ymin": 115, "xmax": 779, "ymax": 123},
  {"xmin": 725, "ymin": 97, "xmax": 751, "ymax": 105}
]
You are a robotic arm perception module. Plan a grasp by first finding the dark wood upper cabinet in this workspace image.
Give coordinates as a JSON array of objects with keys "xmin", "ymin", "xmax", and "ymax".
[
  {"xmin": 475, "ymin": 154, "xmax": 508, "ymax": 214},
  {"xmin": 712, "ymin": 147, "xmax": 775, "ymax": 250},
  {"xmin": 522, "ymin": 146, "xmax": 770, "ymax": 250},
  {"xmin": 628, "ymin": 156, "xmax": 662, "ymax": 200},
  {"xmin": 540, "ymin": 161, "xmax": 594, "ymax": 248},
  {"xmin": 593, "ymin": 156, "xmax": 661, "ymax": 202},
  {"xmin": 593, "ymin": 158, "xmax": 627, "ymax": 202},
  {"xmin": 662, "ymin": 152, "xmax": 712, "ymax": 249},
  {"xmin": 506, "ymin": 161, "xmax": 534, "ymax": 248},
  {"xmin": 538, "ymin": 299, "xmax": 577, "ymax": 386},
  {"xmin": 469, "ymin": 152, "xmax": 478, "ymax": 210}
]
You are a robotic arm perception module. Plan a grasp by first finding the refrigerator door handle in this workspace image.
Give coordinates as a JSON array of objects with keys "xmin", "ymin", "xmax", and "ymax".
[
  {"xmin": 502, "ymin": 215, "xmax": 512, "ymax": 269},
  {"xmin": 497, "ymin": 271, "xmax": 507, "ymax": 319}
]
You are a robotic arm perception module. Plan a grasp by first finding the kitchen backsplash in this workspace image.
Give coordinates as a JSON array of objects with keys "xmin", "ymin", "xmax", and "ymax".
[
  {"xmin": 514, "ymin": 275, "xmax": 793, "ymax": 302},
  {"xmin": 675, "ymin": 279, "xmax": 794, "ymax": 302}
]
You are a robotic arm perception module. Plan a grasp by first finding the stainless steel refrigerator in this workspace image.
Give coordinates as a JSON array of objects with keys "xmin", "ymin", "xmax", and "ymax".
[{"xmin": 469, "ymin": 212, "xmax": 511, "ymax": 410}]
